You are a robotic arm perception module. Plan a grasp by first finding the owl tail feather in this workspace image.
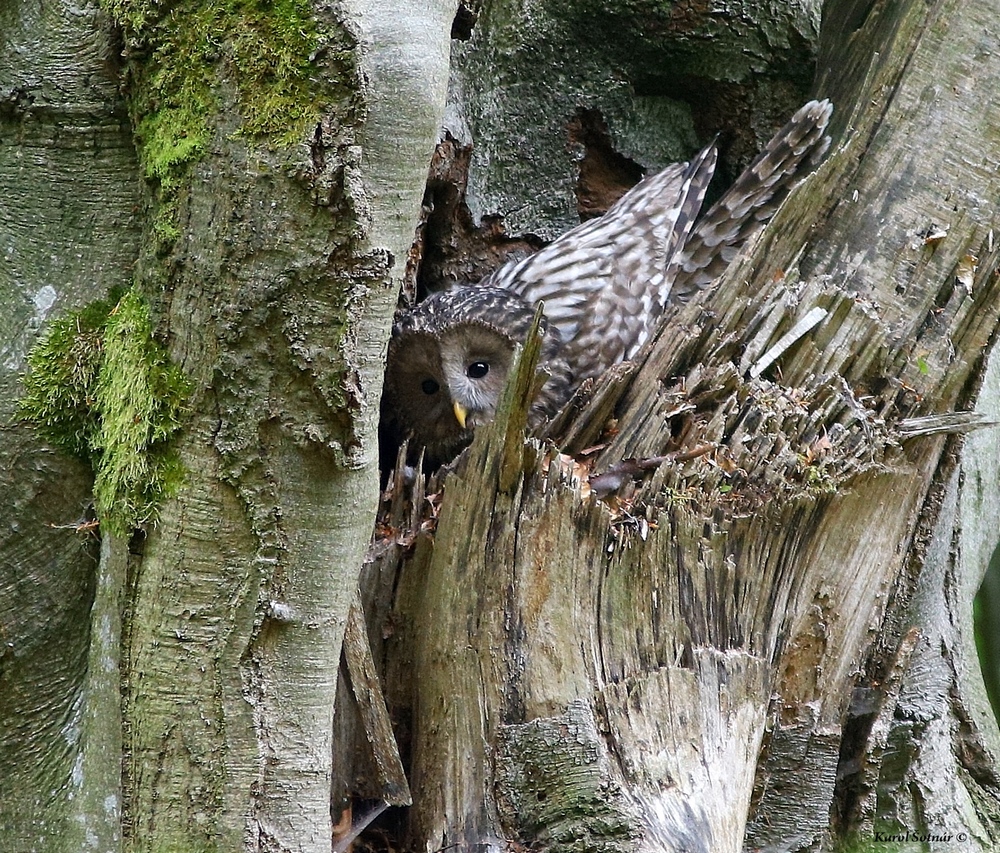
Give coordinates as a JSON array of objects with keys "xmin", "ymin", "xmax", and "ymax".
[{"xmin": 669, "ymin": 98, "xmax": 833, "ymax": 300}]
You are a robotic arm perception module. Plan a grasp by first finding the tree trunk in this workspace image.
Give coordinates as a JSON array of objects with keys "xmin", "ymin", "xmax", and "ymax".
[
  {"xmin": 6, "ymin": 0, "xmax": 1000, "ymax": 851},
  {"xmin": 0, "ymin": 2, "xmax": 137, "ymax": 848},
  {"xmin": 1, "ymin": 1, "xmax": 452, "ymax": 851},
  {"xmin": 357, "ymin": 0, "xmax": 1000, "ymax": 850}
]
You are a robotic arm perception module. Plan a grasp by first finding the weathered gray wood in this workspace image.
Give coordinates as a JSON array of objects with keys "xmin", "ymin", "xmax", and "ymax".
[
  {"xmin": 369, "ymin": 0, "xmax": 1000, "ymax": 850},
  {"xmin": 342, "ymin": 597, "xmax": 411, "ymax": 807}
]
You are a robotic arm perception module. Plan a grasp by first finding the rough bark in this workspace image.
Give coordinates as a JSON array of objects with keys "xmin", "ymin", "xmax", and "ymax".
[
  {"xmin": 0, "ymin": 2, "xmax": 135, "ymax": 848},
  {"xmin": 360, "ymin": 0, "xmax": 1000, "ymax": 851},
  {"xmin": 117, "ymin": 3, "xmax": 453, "ymax": 851},
  {"xmin": 7, "ymin": 0, "xmax": 1000, "ymax": 851},
  {"xmin": 1, "ymin": 1, "xmax": 453, "ymax": 851},
  {"xmin": 417, "ymin": 0, "xmax": 823, "ymax": 297}
]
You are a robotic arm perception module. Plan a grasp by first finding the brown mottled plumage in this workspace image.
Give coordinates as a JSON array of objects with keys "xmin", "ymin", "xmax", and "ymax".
[{"xmin": 384, "ymin": 100, "xmax": 832, "ymax": 466}]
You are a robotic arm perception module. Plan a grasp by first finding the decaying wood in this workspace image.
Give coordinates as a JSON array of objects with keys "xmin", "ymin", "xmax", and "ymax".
[
  {"xmin": 337, "ymin": 0, "xmax": 1000, "ymax": 850},
  {"xmin": 332, "ymin": 596, "xmax": 411, "ymax": 851},
  {"xmin": 341, "ymin": 596, "xmax": 411, "ymax": 808}
]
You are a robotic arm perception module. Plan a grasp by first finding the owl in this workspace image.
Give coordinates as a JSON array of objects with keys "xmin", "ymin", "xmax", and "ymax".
[{"xmin": 384, "ymin": 99, "xmax": 832, "ymax": 467}]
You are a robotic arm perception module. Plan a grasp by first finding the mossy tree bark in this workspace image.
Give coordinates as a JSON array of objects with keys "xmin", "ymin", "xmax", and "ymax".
[
  {"xmin": 7, "ymin": 0, "xmax": 1000, "ymax": 852},
  {"xmin": 355, "ymin": 0, "xmax": 1000, "ymax": 851},
  {"xmin": 0, "ymin": 3, "xmax": 138, "ymax": 849},
  {"xmin": 1, "ymin": 1, "xmax": 452, "ymax": 852}
]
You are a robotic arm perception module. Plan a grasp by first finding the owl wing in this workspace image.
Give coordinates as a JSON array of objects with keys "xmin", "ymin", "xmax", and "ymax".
[{"xmin": 483, "ymin": 143, "xmax": 718, "ymax": 381}]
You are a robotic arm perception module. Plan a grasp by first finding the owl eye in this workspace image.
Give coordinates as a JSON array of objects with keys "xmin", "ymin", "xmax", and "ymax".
[
  {"xmin": 420, "ymin": 378, "xmax": 440, "ymax": 395},
  {"xmin": 466, "ymin": 361, "xmax": 489, "ymax": 379}
]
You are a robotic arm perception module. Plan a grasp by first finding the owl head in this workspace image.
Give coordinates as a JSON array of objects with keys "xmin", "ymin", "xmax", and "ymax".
[{"xmin": 383, "ymin": 286, "xmax": 572, "ymax": 467}]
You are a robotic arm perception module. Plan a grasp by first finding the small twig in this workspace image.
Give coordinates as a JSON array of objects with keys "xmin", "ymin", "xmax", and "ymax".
[
  {"xmin": 589, "ymin": 444, "xmax": 715, "ymax": 497},
  {"xmin": 48, "ymin": 519, "xmax": 101, "ymax": 532},
  {"xmin": 332, "ymin": 801, "xmax": 390, "ymax": 853}
]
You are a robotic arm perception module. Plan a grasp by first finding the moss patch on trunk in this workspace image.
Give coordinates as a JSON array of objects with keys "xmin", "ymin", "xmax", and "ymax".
[{"xmin": 18, "ymin": 288, "xmax": 189, "ymax": 535}]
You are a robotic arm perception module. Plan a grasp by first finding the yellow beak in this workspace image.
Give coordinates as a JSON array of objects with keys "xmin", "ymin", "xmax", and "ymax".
[{"xmin": 453, "ymin": 401, "xmax": 468, "ymax": 429}]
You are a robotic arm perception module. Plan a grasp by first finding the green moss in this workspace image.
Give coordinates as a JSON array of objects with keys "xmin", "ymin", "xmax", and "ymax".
[
  {"xmin": 228, "ymin": 0, "xmax": 323, "ymax": 142},
  {"xmin": 17, "ymin": 294, "xmax": 119, "ymax": 458},
  {"xmin": 18, "ymin": 289, "xmax": 190, "ymax": 536},
  {"xmin": 102, "ymin": 0, "xmax": 323, "ymax": 242}
]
